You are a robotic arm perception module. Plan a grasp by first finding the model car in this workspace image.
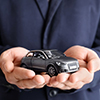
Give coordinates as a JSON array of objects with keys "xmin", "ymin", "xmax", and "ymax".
[{"xmin": 21, "ymin": 50, "xmax": 79, "ymax": 77}]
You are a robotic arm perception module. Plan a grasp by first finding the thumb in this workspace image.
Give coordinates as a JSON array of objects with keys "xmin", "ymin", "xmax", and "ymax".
[
  {"xmin": 0, "ymin": 47, "xmax": 29, "ymax": 73},
  {"xmin": 87, "ymin": 58, "xmax": 100, "ymax": 73}
]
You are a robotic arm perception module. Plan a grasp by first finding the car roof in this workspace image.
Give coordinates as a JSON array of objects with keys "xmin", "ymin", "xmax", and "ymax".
[
  {"xmin": 26, "ymin": 49, "xmax": 58, "ymax": 59},
  {"xmin": 29, "ymin": 49, "xmax": 57, "ymax": 53}
]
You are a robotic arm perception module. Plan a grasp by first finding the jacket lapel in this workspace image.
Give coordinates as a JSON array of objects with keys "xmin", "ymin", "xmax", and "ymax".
[
  {"xmin": 46, "ymin": 0, "xmax": 62, "ymax": 24},
  {"xmin": 35, "ymin": 0, "xmax": 62, "ymax": 21},
  {"xmin": 35, "ymin": 0, "xmax": 48, "ymax": 20},
  {"xmin": 43, "ymin": 0, "xmax": 63, "ymax": 49}
]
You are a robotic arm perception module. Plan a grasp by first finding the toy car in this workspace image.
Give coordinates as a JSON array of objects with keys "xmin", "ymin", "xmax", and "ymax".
[{"xmin": 21, "ymin": 50, "xmax": 79, "ymax": 77}]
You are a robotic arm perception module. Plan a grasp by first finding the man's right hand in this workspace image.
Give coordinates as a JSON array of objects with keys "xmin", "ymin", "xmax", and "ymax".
[{"xmin": 0, "ymin": 47, "xmax": 50, "ymax": 89}]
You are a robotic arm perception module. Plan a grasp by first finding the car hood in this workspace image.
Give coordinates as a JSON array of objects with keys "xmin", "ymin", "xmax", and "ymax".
[{"xmin": 53, "ymin": 56, "xmax": 77, "ymax": 63}]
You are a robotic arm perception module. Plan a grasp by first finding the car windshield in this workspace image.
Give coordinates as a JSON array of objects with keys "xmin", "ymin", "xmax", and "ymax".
[{"xmin": 44, "ymin": 50, "xmax": 64, "ymax": 59}]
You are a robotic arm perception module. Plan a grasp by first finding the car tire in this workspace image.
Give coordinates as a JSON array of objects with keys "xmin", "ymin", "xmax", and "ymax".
[{"xmin": 47, "ymin": 65, "xmax": 57, "ymax": 77}]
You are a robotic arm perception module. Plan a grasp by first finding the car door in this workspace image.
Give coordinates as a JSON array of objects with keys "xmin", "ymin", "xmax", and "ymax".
[{"xmin": 31, "ymin": 52, "xmax": 46, "ymax": 72}]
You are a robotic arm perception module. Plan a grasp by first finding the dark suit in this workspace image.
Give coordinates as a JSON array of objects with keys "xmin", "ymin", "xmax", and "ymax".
[{"xmin": 0, "ymin": 0, "xmax": 100, "ymax": 100}]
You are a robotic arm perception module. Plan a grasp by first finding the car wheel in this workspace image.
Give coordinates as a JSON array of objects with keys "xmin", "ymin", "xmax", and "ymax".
[{"xmin": 47, "ymin": 65, "xmax": 57, "ymax": 77}]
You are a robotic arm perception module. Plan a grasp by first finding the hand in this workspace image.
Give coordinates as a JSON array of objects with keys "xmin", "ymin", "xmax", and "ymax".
[
  {"xmin": 0, "ymin": 47, "xmax": 50, "ymax": 89},
  {"xmin": 47, "ymin": 45, "xmax": 100, "ymax": 90}
]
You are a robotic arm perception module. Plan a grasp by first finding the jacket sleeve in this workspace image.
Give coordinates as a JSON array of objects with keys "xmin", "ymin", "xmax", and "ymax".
[
  {"xmin": 0, "ymin": 32, "xmax": 21, "ymax": 92},
  {"xmin": 92, "ymin": 19, "xmax": 100, "ymax": 57},
  {"xmin": 58, "ymin": 19, "xmax": 100, "ymax": 94}
]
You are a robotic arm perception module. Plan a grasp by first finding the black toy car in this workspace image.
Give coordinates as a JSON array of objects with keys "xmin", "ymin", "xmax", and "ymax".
[{"xmin": 21, "ymin": 50, "xmax": 79, "ymax": 77}]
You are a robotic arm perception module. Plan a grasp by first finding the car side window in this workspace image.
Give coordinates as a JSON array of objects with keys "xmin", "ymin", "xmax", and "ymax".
[
  {"xmin": 33, "ymin": 52, "xmax": 45, "ymax": 60},
  {"xmin": 26, "ymin": 52, "xmax": 34, "ymax": 57}
]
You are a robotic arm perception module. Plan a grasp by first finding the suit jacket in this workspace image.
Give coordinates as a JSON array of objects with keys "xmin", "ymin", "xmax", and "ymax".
[{"xmin": 0, "ymin": 0, "xmax": 100, "ymax": 100}]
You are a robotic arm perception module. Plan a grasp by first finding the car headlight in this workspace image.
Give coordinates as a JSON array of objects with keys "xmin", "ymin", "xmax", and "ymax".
[
  {"xmin": 56, "ymin": 62, "xmax": 61, "ymax": 66},
  {"xmin": 56, "ymin": 61, "xmax": 65, "ymax": 66}
]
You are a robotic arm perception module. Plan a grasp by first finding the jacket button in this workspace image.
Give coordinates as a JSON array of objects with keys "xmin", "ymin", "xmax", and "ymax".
[{"xmin": 49, "ymin": 89, "xmax": 58, "ymax": 97}]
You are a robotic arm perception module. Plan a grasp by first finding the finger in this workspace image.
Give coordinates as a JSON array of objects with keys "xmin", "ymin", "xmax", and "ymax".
[
  {"xmin": 40, "ymin": 72, "xmax": 50, "ymax": 84},
  {"xmin": 17, "ymin": 81, "xmax": 45, "ymax": 89},
  {"xmin": 48, "ymin": 73, "xmax": 69, "ymax": 87},
  {"xmin": 60, "ymin": 85, "xmax": 72, "ymax": 90},
  {"xmin": 47, "ymin": 76, "xmax": 65, "ymax": 89},
  {"xmin": 16, "ymin": 79, "xmax": 37, "ymax": 89},
  {"xmin": 74, "ymin": 81, "xmax": 84, "ymax": 89},
  {"xmin": 5, "ymin": 67, "xmax": 35, "ymax": 84},
  {"xmin": 69, "ymin": 67, "xmax": 93, "ymax": 84},
  {"xmin": 52, "ymin": 83, "xmax": 65, "ymax": 89},
  {"xmin": 41, "ymin": 72, "xmax": 47, "ymax": 75},
  {"xmin": 32, "ymin": 75, "xmax": 45, "ymax": 85},
  {"xmin": 12, "ymin": 75, "xmax": 46, "ymax": 89},
  {"xmin": 86, "ymin": 49, "xmax": 99, "ymax": 61},
  {"xmin": 17, "ymin": 79, "xmax": 45, "ymax": 89},
  {"xmin": 78, "ymin": 59, "xmax": 87, "ymax": 68},
  {"xmin": 64, "ymin": 80, "xmax": 84, "ymax": 89},
  {"xmin": 48, "ymin": 81, "xmax": 71, "ymax": 90},
  {"xmin": 87, "ymin": 58, "xmax": 100, "ymax": 73},
  {"xmin": 47, "ymin": 76, "xmax": 59, "ymax": 87},
  {"xmin": 14, "ymin": 67, "xmax": 35, "ymax": 80},
  {"xmin": 0, "ymin": 61, "xmax": 14, "ymax": 74},
  {"xmin": 42, "ymin": 74, "xmax": 50, "ymax": 84},
  {"xmin": 0, "ymin": 47, "xmax": 29, "ymax": 73},
  {"xmin": 56, "ymin": 73, "xmax": 70, "ymax": 83},
  {"xmin": 64, "ymin": 46, "xmax": 88, "ymax": 60},
  {"xmin": 0, "ymin": 51, "xmax": 14, "ymax": 73}
]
